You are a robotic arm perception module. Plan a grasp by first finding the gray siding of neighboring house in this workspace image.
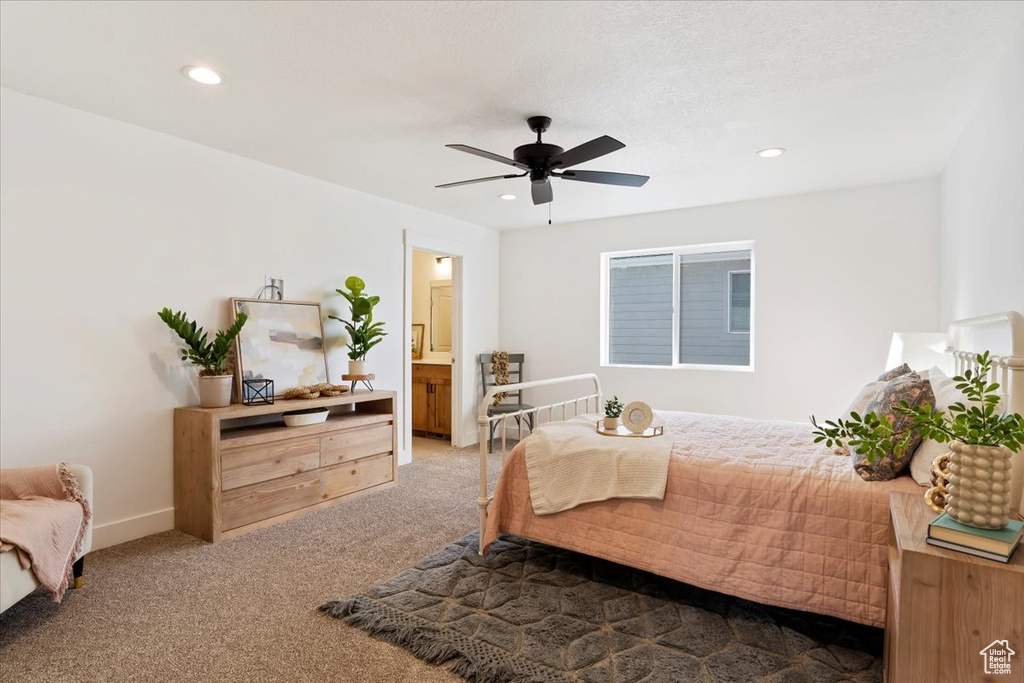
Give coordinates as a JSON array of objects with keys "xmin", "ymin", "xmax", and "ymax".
[
  {"xmin": 679, "ymin": 258, "xmax": 750, "ymax": 365},
  {"xmin": 608, "ymin": 255, "xmax": 752, "ymax": 367},
  {"xmin": 608, "ymin": 260, "xmax": 673, "ymax": 365}
]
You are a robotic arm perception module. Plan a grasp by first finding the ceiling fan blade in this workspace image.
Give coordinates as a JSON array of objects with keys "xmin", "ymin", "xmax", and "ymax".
[
  {"xmin": 556, "ymin": 170, "xmax": 650, "ymax": 187},
  {"xmin": 531, "ymin": 179, "xmax": 553, "ymax": 205},
  {"xmin": 436, "ymin": 173, "xmax": 524, "ymax": 188},
  {"xmin": 548, "ymin": 135, "xmax": 625, "ymax": 169},
  {"xmin": 446, "ymin": 144, "xmax": 529, "ymax": 170}
]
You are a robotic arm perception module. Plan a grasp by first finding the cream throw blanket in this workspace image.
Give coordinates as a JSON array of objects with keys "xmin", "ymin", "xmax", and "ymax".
[{"xmin": 524, "ymin": 414, "xmax": 672, "ymax": 515}]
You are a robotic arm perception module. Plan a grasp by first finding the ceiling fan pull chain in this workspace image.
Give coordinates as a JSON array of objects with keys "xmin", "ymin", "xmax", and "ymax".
[{"xmin": 548, "ymin": 202, "xmax": 552, "ymax": 225}]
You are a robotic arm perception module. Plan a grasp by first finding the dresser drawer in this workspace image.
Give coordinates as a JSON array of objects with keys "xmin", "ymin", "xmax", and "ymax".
[
  {"xmin": 321, "ymin": 453, "xmax": 393, "ymax": 500},
  {"xmin": 221, "ymin": 437, "xmax": 320, "ymax": 491},
  {"xmin": 320, "ymin": 425, "xmax": 392, "ymax": 466},
  {"xmin": 221, "ymin": 470, "xmax": 322, "ymax": 530}
]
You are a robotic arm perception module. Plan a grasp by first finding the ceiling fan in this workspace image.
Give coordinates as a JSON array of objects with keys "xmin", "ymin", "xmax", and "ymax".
[{"xmin": 436, "ymin": 116, "xmax": 650, "ymax": 205}]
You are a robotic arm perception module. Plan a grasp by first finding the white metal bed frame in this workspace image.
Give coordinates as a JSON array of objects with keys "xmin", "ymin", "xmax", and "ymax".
[{"xmin": 475, "ymin": 311, "xmax": 1024, "ymax": 553}]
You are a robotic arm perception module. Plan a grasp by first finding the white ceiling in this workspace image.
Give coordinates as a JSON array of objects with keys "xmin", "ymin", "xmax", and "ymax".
[{"xmin": 1, "ymin": 1, "xmax": 1021, "ymax": 230}]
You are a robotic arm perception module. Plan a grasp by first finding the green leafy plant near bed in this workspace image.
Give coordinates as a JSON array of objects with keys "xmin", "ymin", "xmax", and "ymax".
[
  {"xmin": 330, "ymin": 276, "xmax": 387, "ymax": 362},
  {"xmin": 604, "ymin": 396, "xmax": 624, "ymax": 418},
  {"xmin": 811, "ymin": 351, "xmax": 1024, "ymax": 463},
  {"xmin": 157, "ymin": 308, "xmax": 248, "ymax": 376}
]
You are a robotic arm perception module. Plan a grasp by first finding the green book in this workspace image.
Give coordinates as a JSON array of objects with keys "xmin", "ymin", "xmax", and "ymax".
[{"xmin": 928, "ymin": 512, "xmax": 1023, "ymax": 555}]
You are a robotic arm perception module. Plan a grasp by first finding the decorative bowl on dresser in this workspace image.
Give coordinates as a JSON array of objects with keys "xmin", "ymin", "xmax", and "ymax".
[
  {"xmin": 174, "ymin": 391, "xmax": 397, "ymax": 542},
  {"xmin": 884, "ymin": 491, "xmax": 1024, "ymax": 683}
]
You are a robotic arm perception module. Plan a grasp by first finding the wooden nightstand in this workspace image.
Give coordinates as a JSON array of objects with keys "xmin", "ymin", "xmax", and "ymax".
[{"xmin": 885, "ymin": 492, "xmax": 1024, "ymax": 682}]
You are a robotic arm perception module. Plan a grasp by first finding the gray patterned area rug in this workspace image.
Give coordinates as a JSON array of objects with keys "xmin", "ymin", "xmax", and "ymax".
[{"xmin": 319, "ymin": 534, "xmax": 883, "ymax": 683}]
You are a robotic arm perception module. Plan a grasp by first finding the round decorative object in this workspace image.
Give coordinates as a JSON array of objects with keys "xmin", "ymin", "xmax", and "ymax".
[
  {"xmin": 283, "ymin": 408, "xmax": 329, "ymax": 427},
  {"xmin": 621, "ymin": 401, "xmax": 653, "ymax": 434},
  {"xmin": 945, "ymin": 440, "xmax": 1013, "ymax": 529}
]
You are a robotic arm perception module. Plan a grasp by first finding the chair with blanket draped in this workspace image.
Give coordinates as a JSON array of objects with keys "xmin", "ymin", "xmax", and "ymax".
[{"xmin": 479, "ymin": 353, "xmax": 534, "ymax": 453}]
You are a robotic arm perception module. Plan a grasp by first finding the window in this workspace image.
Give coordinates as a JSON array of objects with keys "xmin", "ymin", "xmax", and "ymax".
[
  {"xmin": 603, "ymin": 242, "xmax": 754, "ymax": 369},
  {"xmin": 727, "ymin": 271, "xmax": 751, "ymax": 334}
]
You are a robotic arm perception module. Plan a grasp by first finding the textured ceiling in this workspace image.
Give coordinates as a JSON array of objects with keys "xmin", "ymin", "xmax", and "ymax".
[{"xmin": 1, "ymin": 1, "xmax": 1021, "ymax": 230}]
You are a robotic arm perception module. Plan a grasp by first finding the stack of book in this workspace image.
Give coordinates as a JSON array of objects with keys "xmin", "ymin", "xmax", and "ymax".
[{"xmin": 927, "ymin": 513, "xmax": 1023, "ymax": 563}]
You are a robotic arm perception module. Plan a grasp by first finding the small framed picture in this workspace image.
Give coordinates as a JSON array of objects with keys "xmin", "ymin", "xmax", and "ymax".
[
  {"xmin": 411, "ymin": 324, "xmax": 425, "ymax": 360},
  {"xmin": 230, "ymin": 298, "xmax": 330, "ymax": 400}
]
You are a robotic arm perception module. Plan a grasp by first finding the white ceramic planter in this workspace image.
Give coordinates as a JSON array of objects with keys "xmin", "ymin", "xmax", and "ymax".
[
  {"xmin": 348, "ymin": 360, "xmax": 368, "ymax": 375},
  {"xmin": 199, "ymin": 374, "xmax": 233, "ymax": 408},
  {"xmin": 945, "ymin": 440, "xmax": 1013, "ymax": 529},
  {"xmin": 603, "ymin": 416, "xmax": 619, "ymax": 430}
]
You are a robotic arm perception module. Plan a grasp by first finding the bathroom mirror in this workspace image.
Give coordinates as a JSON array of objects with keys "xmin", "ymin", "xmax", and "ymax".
[{"xmin": 430, "ymin": 281, "xmax": 452, "ymax": 352}]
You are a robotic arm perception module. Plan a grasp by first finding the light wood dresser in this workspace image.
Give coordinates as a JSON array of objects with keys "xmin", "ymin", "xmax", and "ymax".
[
  {"xmin": 173, "ymin": 391, "xmax": 397, "ymax": 542},
  {"xmin": 884, "ymin": 491, "xmax": 1024, "ymax": 682},
  {"xmin": 411, "ymin": 362, "xmax": 451, "ymax": 437}
]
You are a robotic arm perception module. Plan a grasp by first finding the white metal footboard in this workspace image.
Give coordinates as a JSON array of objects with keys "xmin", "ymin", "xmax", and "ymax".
[{"xmin": 477, "ymin": 373, "xmax": 602, "ymax": 553}]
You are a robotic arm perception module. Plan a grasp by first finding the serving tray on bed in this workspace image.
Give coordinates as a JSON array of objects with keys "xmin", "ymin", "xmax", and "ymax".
[{"xmin": 595, "ymin": 419, "xmax": 665, "ymax": 438}]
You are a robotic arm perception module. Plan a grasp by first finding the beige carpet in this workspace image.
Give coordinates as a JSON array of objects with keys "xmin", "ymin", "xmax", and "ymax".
[{"xmin": 0, "ymin": 439, "xmax": 504, "ymax": 683}]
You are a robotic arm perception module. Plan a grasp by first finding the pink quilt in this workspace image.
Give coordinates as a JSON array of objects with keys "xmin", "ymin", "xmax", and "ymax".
[{"xmin": 482, "ymin": 410, "xmax": 923, "ymax": 627}]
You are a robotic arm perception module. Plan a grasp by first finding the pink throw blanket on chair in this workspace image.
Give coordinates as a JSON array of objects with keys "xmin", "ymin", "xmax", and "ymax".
[{"xmin": 0, "ymin": 464, "xmax": 91, "ymax": 602}]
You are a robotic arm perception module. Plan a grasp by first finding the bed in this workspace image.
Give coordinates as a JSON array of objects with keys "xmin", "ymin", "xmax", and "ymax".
[{"xmin": 474, "ymin": 312, "xmax": 1024, "ymax": 628}]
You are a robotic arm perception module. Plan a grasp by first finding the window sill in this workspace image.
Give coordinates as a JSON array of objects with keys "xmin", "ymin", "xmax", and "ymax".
[{"xmin": 601, "ymin": 363, "xmax": 754, "ymax": 373}]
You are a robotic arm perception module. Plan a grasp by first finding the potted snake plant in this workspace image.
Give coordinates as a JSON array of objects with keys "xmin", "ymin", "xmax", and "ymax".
[
  {"xmin": 812, "ymin": 351, "xmax": 1024, "ymax": 529},
  {"xmin": 330, "ymin": 276, "xmax": 387, "ymax": 376},
  {"xmin": 158, "ymin": 308, "xmax": 248, "ymax": 408}
]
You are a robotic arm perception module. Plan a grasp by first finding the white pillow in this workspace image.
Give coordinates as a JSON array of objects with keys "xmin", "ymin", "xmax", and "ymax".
[{"xmin": 909, "ymin": 366, "xmax": 967, "ymax": 485}]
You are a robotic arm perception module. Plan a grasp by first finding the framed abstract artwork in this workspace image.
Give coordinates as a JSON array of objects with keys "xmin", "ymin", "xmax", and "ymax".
[{"xmin": 230, "ymin": 298, "xmax": 329, "ymax": 400}]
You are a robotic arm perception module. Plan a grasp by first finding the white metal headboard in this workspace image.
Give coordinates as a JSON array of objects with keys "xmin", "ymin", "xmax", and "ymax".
[{"xmin": 947, "ymin": 311, "xmax": 1024, "ymax": 516}]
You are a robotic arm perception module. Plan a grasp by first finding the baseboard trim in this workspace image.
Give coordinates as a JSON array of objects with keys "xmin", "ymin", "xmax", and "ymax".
[{"xmin": 92, "ymin": 507, "xmax": 175, "ymax": 550}]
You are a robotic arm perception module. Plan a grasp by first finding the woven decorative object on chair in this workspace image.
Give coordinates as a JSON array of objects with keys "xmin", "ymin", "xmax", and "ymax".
[{"xmin": 491, "ymin": 351, "xmax": 509, "ymax": 407}]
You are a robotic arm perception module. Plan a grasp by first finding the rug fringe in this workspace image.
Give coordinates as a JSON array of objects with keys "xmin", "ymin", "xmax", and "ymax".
[{"xmin": 319, "ymin": 597, "xmax": 569, "ymax": 683}]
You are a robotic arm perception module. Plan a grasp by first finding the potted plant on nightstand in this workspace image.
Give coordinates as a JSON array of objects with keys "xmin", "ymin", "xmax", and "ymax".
[
  {"xmin": 330, "ymin": 276, "xmax": 387, "ymax": 376},
  {"xmin": 812, "ymin": 351, "xmax": 1024, "ymax": 529},
  {"xmin": 158, "ymin": 308, "xmax": 248, "ymax": 408},
  {"xmin": 604, "ymin": 396, "xmax": 624, "ymax": 430}
]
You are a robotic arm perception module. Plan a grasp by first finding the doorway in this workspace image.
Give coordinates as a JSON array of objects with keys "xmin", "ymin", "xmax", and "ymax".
[{"xmin": 405, "ymin": 241, "xmax": 461, "ymax": 462}]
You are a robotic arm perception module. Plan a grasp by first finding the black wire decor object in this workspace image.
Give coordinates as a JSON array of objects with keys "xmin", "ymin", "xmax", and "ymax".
[{"xmin": 242, "ymin": 379, "xmax": 274, "ymax": 405}]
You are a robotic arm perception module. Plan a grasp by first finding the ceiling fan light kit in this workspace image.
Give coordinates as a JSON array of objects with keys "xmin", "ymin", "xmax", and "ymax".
[{"xmin": 436, "ymin": 116, "xmax": 650, "ymax": 208}]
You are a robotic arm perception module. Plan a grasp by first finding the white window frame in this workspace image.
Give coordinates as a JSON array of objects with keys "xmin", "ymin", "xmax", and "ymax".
[
  {"xmin": 600, "ymin": 240, "xmax": 755, "ymax": 372},
  {"xmin": 726, "ymin": 270, "xmax": 751, "ymax": 335}
]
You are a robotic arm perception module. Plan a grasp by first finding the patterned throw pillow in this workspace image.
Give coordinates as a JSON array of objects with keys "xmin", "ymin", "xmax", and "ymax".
[
  {"xmin": 876, "ymin": 363, "xmax": 912, "ymax": 381},
  {"xmin": 852, "ymin": 371, "xmax": 936, "ymax": 481}
]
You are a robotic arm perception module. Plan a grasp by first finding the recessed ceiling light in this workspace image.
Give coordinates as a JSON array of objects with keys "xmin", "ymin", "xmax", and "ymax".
[
  {"xmin": 756, "ymin": 147, "xmax": 786, "ymax": 158},
  {"xmin": 499, "ymin": 193, "xmax": 517, "ymax": 201},
  {"xmin": 182, "ymin": 66, "xmax": 224, "ymax": 85}
]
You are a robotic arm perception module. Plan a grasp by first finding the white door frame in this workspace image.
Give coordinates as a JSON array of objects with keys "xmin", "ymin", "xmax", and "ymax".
[{"xmin": 402, "ymin": 230, "xmax": 465, "ymax": 464}]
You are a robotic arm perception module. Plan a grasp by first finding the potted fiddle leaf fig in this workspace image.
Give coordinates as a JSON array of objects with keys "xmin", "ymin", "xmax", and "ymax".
[
  {"xmin": 811, "ymin": 351, "xmax": 1024, "ymax": 529},
  {"xmin": 330, "ymin": 276, "xmax": 387, "ymax": 376},
  {"xmin": 604, "ymin": 396, "xmax": 624, "ymax": 430},
  {"xmin": 158, "ymin": 308, "xmax": 248, "ymax": 408}
]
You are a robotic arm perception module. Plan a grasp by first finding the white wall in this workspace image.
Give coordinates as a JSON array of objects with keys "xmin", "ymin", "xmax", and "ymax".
[
  {"xmin": 939, "ymin": 24, "xmax": 1024, "ymax": 325},
  {"xmin": 0, "ymin": 88, "xmax": 498, "ymax": 548},
  {"xmin": 500, "ymin": 180, "xmax": 940, "ymax": 422}
]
